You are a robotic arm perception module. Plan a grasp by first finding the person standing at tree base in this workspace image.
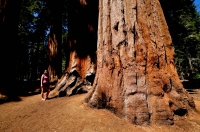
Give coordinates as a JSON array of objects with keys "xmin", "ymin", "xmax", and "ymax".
[{"xmin": 41, "ymin": 69, "xmax": 50, "ymax": 101}]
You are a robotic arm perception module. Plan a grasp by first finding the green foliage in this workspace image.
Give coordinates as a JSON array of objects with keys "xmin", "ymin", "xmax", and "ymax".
[
  {"xmin": 17, "ymin": 0, "xmax": 69, "ymax": 80},
  {"xmin": 195, "ymin": 73, "xmax": 200, "ymax": 79},
  {"xmin": 160, "ymin": 0, "xmax": 200, "ymax": 80}
]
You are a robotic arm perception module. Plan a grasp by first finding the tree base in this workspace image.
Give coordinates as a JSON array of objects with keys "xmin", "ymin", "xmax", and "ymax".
[{"xmin": 49, "ymin": 69, "xmax": 95, "ymax": 98}]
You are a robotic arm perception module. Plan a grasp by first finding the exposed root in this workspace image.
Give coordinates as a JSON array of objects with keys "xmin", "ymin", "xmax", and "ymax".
[{"xmin": 49, "ymin": 69, "xmax": 95, "ymax": 98}]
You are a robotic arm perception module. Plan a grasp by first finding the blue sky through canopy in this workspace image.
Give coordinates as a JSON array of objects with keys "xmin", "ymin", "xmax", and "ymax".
[{"xmin": 194, "ymin": 0, "xmax": 200, "ymax": 12}]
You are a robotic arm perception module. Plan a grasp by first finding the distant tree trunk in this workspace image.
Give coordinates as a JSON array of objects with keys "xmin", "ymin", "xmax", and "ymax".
[
  {"xmin": 85, "ymin": 0, "xmax": 195, "ymax": 125},
  {"xmin": 29, "ymin": 40, "xmax": 40, "ymax": 80},
  {"xmin": 49, "ymin": 0, "xmax": 98, "ymax": 98},
  {"xmin": 0, "ymin": 0, "xmax": 22, "ymax": 98},
  {"xmin": 47, "ymin": 1, "xmax": 62, "ymax": 83},
  {"xmin": 48, "ymin": 24, "xmax": 62, "ymax": 83}
]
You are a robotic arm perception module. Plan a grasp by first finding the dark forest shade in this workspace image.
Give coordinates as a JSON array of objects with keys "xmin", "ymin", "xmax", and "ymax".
[{"xmin": 0, "ymin": 0, "xmax": 22, "ymax": 90}]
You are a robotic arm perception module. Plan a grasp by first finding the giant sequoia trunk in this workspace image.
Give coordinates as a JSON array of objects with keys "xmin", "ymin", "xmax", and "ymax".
[
  {"xmin": 47, "ymin": 1, "xmax": 62, "ymax": 83},
  {"xmin": 85, "ymin": 0, "xmax": 195, "ymax": 125},
  {"xmin": 0, "ymin": 0, "xmax": 22, "ymax": 99},
  {"xmin": 49, "ymin": 0, "xmax": 98, "ymax": 97}
]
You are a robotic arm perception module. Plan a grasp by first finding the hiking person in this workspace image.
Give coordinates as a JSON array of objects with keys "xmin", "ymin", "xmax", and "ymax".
[{"xmin": 41, "ymin": 69, "xmax": 50, "ymax": 101}]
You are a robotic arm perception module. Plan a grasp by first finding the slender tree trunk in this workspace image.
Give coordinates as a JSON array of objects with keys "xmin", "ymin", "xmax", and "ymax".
[
  {"xmin": 29, "ymin": 40, "xmax": 40, "ymax": 80},
  {"xmin": 48, "ymin": 24, "xmax": 62, "ymax": 83},
  {"xmin": 0, "ymin": 0, "xmax": 22, "ymax": 99},
  {"xmin": 47, "ymin": 1, "xmax": 62, "ymax": 83},
  {"xmin": 49, "ymin": 0, "xmax": 98, "ymax": 98},
  {"xmin": 85, "ymin": 0, "xmax": 195, "ymax": 125}
]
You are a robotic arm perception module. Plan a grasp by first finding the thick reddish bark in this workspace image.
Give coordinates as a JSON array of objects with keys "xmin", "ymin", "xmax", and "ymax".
[
  {"xmin": 85, "ymin": 0, "xmax": 195, "ymax": 125},
  {"xmin": 47, "ymin": 1, "xmax": 62, "ymax": 83},
  {"xmin": 49, "ymin": 0, "xmax": 98, "ymax": 97}
]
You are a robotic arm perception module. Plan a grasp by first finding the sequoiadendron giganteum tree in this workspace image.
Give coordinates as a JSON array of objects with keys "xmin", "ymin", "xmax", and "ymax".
[
  {"xmin": 85, "ymin": 0, "xmax": 195, "ymax": 125},
  {"xmin": 49, "ymin": 0, "xmax": 195, "ymax": 125}
]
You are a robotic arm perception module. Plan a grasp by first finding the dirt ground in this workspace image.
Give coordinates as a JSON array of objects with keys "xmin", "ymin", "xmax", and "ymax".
[{"xmin": 0, "ymin": 87, "xmax": 200, "ymax": 132}]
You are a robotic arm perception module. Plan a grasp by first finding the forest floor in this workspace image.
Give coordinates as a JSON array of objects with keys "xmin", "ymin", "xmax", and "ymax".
[{"xmin": 1, "ymin": 83, "xmax": 200, "ymax": 132}]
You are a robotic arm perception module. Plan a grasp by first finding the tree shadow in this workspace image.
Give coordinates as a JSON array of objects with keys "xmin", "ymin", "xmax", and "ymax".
[
  {"xmin": 182, "ymin": 79, "xmax": 200, "ymax": 94},
  {"xmin": 182, "ymin": 79, "xmax": 200, "ymax": 89},
  {"xmin": 0, "ymin": 80, "xmax": 56, "ymax": 104}
]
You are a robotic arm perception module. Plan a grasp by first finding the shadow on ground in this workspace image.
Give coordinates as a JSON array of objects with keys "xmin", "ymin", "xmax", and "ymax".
[
  {"xmin": 0, "ymin": 80, "xmax": 56, "ymax": 104},
  {"xmin": 182, "ymin": 79, "xmax": 200, "ymax": 96},
  {"xmin": 1, "ymin": 79, "xmax": 200, "ymax": 104}
]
